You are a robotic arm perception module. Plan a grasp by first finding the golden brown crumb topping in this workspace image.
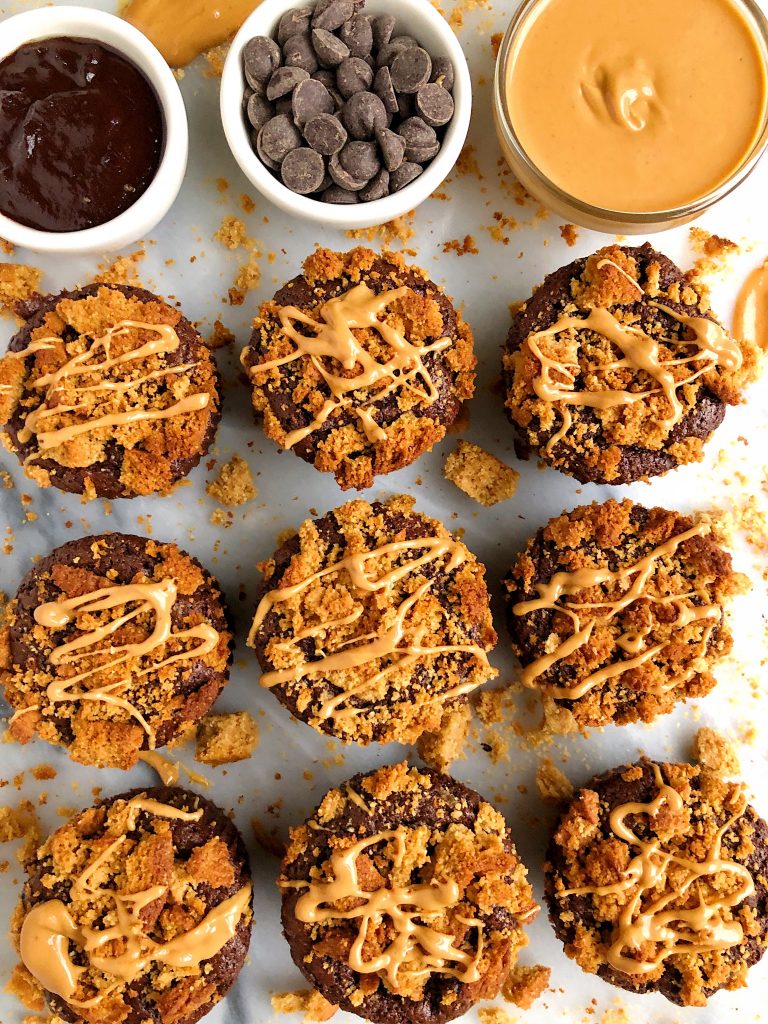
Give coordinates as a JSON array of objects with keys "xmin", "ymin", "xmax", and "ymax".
[
  {"xmin": 195, "ymin": 711, "xmax": 259, "ymax": 766},
  {"xmin": 444, "ymin": 441, "xmax": 519, "ymax": 507},
  {"xmin": 205, "ymin": 454, "xmax": 257, "ymax": 507},
  {"xmin": 0, "ymin": 263, "xmax": 42, "ymax": 320}
]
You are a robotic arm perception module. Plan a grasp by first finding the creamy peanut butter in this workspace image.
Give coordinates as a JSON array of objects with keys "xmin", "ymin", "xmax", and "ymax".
[
  {"xmin": 504, "ymin": 0, "xmax": 768, "ymax": 212},
  {"xmin": 122, "ymin": 0, "xmax": 260, "ymax": 66},
  {"xmin": 734, "ymin": 260, "xmax": 768, "ymax": 350}
]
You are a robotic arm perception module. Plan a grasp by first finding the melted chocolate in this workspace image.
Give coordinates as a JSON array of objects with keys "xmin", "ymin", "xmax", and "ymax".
[{"xmin": 0, "ymin": 36, "xmax": 164, "ymax": 232}]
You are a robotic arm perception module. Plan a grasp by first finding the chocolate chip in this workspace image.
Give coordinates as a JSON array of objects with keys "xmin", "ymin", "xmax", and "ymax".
[
  {"xmin": 266, "ymin": 65, "xmax": 310, "ymax": 100},
  {"xmin": 360, "ymin": 167, "xmax": 390, "ymax": 201},
  {"xmin": 312, "ymin": 0, "xmax": 354, "ymax": 31},
  {"xmin": 258, "ymin": 114, "xmax": 302, "ymax": 163},
  {"xmin": 373, "ymin": 66, "xmax": 398, "ymax": 114},
  {"xmin": 415, "ymin": 83, "xmax": 454, "ymax": 126},
  {"xmin": 303, "ymin": 112, "xmax": 347, "ymax": 155},
  {"xmin": 292, "ymin": 78, "xmax": 334, "ymax": 126},
  {"xmin": 336, "ymin": 56, "xmax": 373, "ymax": 98},
  {"xmin": 322, "ymin": 184, "xmax": 359, "ymax": 203},
  {"xmin": 398, "ymin": 116, "xmax": 439, "ymax": 161},
  {"xmin": 277, "ymin": 7, "xmax": 312, "ymax": 45},
  {"xmin": 376, "ymin": 127, "xmax": 406, "ymax": 171},
  {"xmin": 314, "ymin": 171, "xmax": 333, "ymax": 193},
  {"xmin": 430, "ymin": 56, "xmax": 455, "ymax": 92},
  {"xmin": 339, "ymin": 140, "xmax": 380, "ymax": 180},
  {"xmin": 311, "ymin": 28, "xmax": 349, "ymax": 67},
  {"xmin": 276, "ymin": 95, "xmax": 295, "ymax": 116},
  {"xmin": 243, "ymin": 36, "xmax": 281, "ymax": 88},
  {"xmin": 283, "ymin": 32, "xmax": 318, "ymax": 73},
  {"xmin": 281, "ymin": 147, "xmax": 326, "ymax": 193},
  {"xmin": 339, "ymin": 14, "xmax": 373, "ymax": 57},
  {"xmin": 246, "ymin": 93, "xmax": 274, "ymax": 132},
  {"xmin": 372, "ymin": 14, "xmax": 396, "ymax": 50},
  {"xmin": 342, "ymin": 90, "xmax": 387, "ymax": 139},
  {"xmin": 390, "ymin": 46, "xmax": 432, "ymax": 93},
  {"xmin": 329, "ymin": 151, "xmax": 369, "ymax": 190},
  {"xmin": 390, "ymin": 161, "xmax": 423, "ymax": 191},
  {"xmin": 252, "ymin": 130, "xmax": 280, "ymax": 170}
]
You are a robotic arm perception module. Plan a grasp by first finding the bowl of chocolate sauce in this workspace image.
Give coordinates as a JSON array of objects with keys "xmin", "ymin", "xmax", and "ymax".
[{"xmin": 0, "ymin": 6, "xmax": 188, "ymax": 253}]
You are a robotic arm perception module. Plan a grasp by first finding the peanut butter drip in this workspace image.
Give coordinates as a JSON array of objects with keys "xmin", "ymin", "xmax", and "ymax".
[
  {"xmin": 123, "ymin": 0, "xmax": 259, "ymax": 66},
  {"xmin": 25, "ymin": 579, "xmax": 219, "ymax": 744},
  {"xmin": 248, "ymin": 537, "xmax": 490, "ymax": 723},
  {"xmin": 512, "ymin": 523, "xmax": 719, "ymax": 699},
  {"xmin": 524, "ymin": 302, "xmax": 741, "ymax": 449},
  {"xmin": 562, "ymin": 765, "xmax": 754, "ymax": 975},
  {"xmin": 288, "ymin": 828, "xmax": 484, "ymax": 989},
  {"xmin": 14, "ymin": 320, "xmax": 209, "ymax": 453},
  {"xmin": 18, "ymin": 796, "xmax": 251, "ymax": 1004},
  {"xmin": 244, "ymin": 283, "xmax": 450, "ymax": 448},
  {"xmin": 733, "ymin": 261, "xmax": 768, "ymax": 352}
]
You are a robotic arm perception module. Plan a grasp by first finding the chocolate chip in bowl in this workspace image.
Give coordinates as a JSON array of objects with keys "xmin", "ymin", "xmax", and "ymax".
[{"xmin": 221, "ymin": 0, "xmax": 471, "ymax": 228}]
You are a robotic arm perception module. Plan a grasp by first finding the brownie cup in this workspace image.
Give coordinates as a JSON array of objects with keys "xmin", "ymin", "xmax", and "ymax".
[
  {"xmin": 17, "ymin": 786, "xmax": 252, "ymax": 1024},
  {"xmin": 501, "ymin": 243, "xmax": 756, "ymax": 484},
  {"xmin": 502, "ymin": 499, "xmax": 738, "ymax": 731},
  {"xmin": 545, "ymin": 759, "xmax": 768, "ymax": 1006},
  {"xmin": 0, "ymin": 533, "xmax": 233, "ymax": 769},
  {"xmin": 247, "ymin": 494, "xmax": 498, "ymax": 746},
  {"xmin": 0, "ymin": 283, "xmax": 221, "ymax": 498},
  {"xmin": 279, "ymin": 762, "xmax": 538, "ymax": 1024},
  {"xmin": 241, "ymin": 247, "xmax": 476, "ymax": 490}
]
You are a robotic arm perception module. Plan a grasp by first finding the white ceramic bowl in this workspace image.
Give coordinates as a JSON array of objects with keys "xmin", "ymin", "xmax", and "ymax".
[
  {"xmin": 221, "ymin": 0, "xmax": 471, "ymax": 230},
  {"xmin": 0, "ymin": 6, "xmax": 188, "ymax": 255}
]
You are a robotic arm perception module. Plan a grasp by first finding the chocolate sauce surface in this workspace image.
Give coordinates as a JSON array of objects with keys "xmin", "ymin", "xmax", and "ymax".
[{"xmin": 0, "ymin": 36, "xmax": 164, "ymax": 232}]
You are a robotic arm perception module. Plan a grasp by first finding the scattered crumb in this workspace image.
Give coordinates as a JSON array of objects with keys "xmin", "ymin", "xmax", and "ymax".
[
  {"xmin": 693, "ymin": 726, "xmax": 741, "ymax": 775},
  {"xmin": 442, "ymin": 235, "xmax": 479, "ymax": 256},
  {"xmin": 448, "ymin": 0, "xmax": 491, "ymax": 31},
  {"xmin": 204, "ymin": 43, "xmax": 229, "ymax": 78},
  {"xmin": 93, "ymin": 248, "xmax": 145, "ymax": 286},
  {"xmin": 210, "ymin": 508, "xmax": 231, "ymax": 528},
  {"xmin": 195, "ymin": 711, "xmax": 260, "ymax": 765},
  {"xmin": 240, "ymin": 193, "xmax": 256, "ymax": 214},
  {"xmin": 5, "ymin": 963, "xmax": 44, "ymax": 1011},
  {"xmin": 454, "ymin": 143, "xmax": 483, "ymax": 179},
  {"xmin": 478, "ymin": 1010, "xmax": 515, "ymax": 1024},
  {"xmin": 486, "ymin": 211, "xmax": 519, "ymax": 245},
  {"xmin": 206, "ymin": 454, "xmax": 257, "ymax": 506},
  {"xmin": 687, "ymin": 227, "xmax": 740, "ymax": 285},
  {"xmin": 472, "ymin": 686, "xmax": 505, "ymax": 724},
  {"xmin": 0, "ymin": 801, "xmax": 40, "ymax": 860},
  {"xmin": 1, "ymin": 238, "xmax": 15, "ymax": 256},
  {"xmin": 535, "ymin": 758, "xmax": 574, "ymax": 803},
  {"xmin": 346, "ymin": 211, "xmax": 415, "ymax": 248},
  {"xmin": 502, "ymin": 964, "xmax": 551, "ymax": 1009},
  {"xmin": 30, "ymin": 765, "xmax": 56, "ymax": 782},
  {"xmin": 271, "ymin": 990, "xmax": 337, "ymax": 1022},
  {"xmin": 215, "ymin": 215, "xmax": 249, "ymax": 250},
  {"xmin": 559, "ymin": 223, "xmax": 579, "ymax": 247},
  {"xmin": 444, "ymin": 440, "xmax": 519, "ymax": 506},
  {"xmin": 600, "ymin": 1008, "xmax": 630, "ymax": 1024},
  {"xmin": 0, "ymin": 263, "xmax": 42, "ymax": 319},
  {"xmin": 417, "ymin": 704, "xmax": 471, "ymax": 771},
  {"xmin": 205, "ymin": 318, "xmax": 236, "ymax": 350}
]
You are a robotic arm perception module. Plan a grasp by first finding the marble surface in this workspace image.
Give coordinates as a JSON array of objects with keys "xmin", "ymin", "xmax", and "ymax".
[{"xmin": 0, "ymin": 2, "xmax": 767, "ymax": 1023}]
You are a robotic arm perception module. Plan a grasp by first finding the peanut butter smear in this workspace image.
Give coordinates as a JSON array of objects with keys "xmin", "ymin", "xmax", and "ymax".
[
  {"xmin": 505, "ymin": 0, "xmax": 768, "ymax": 212},
  {"xmin": 122, "ymin": 0, "xmax": 260, "ymax": 66},
  {"xmin": 733, "ymin": 261, "xmax": 768, "ymax": 351}
]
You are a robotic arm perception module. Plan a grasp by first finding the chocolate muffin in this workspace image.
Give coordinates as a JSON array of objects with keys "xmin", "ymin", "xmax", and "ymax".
[
  {"xmin": 502, "ymin": 499, "xmax": 739, "ymax": 731},
  {"xmin": 545, "ymin": 759, "xmax": 768, "ymax": 1006},
  {"xmin": 247, "ymin": 494, "xmax": 498, "ymax": 746},
  {"xmin": 241, "ymin": 247, "xmax": 475, "ymax": 490},
  {"xmin": 280, "ymin": 762, "xmax": 538, "ymax": 1024},
  {"xmin": 17, "ymin": 786, "xmax": 253, "ymax": 1024},
  {"xmin": 0, "ymin": 283, "xmax": 221, "ymax": 498},
  {"xmin": 0, "ymin": 533, "xmax": 233, "ymax": 769},
  {"xmin": 501, "ymin": 243, "xmax": 756, "ymax": 484}
]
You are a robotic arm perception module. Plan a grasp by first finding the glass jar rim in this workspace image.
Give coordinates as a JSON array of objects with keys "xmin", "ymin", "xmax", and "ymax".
[{"xmin": 493, "ymin": 0, "xmax": 768, "ymax": 226}]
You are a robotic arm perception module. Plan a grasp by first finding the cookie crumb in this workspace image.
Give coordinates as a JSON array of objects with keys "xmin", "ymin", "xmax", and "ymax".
[
  {"xmin": 444, "ymin": 440, "xmax": 519, "ymax": 506},
  {"xmin": 0, "ymin": 263, "xmax": 42, "ymax": 319},
  {"xmin": 478, "ymin": 1009, "xmax": 515, "ymax": 1024},
  {"xmin": 442, "ymin": 235, "xmax": 480, "ymax": 256},
  {"xmin": 345, "ymin": 211, "xmax": 415, "ymax": 249},
  {"xmin": 206, "ymin": 319, "xmax": 236, "ymax": 350},
  {"xmin": 416, "ymin": 704, "xmax": 471, "ymax": 771},
  {"xmin": 204, "ymin": 42, "xmax": 229, "ymax": 78},
  {"xmin": 93, "ymin": 249, "xmax": 145, "ymax": 286},
  {"xmin": 5, "ymin": 963, "xmax": 44, "ymax": 1011},
  {"xmin": 206, "ymin": 454, "xmax": 257, "ymax": 506},
  {"xmin": 536, "ymin": 758, "xmax": 574, "ymax": 803},
  {"xmin": 559, "ymin": 223, "xmax": 579, "ymax": 247},
  {"xmin": 272, "ymin": 990, "xmax": 338, "ymax": 1022},
  {"xmin": 693, "ymin": 726, "xmax": 740, "ymax": 775},
  {"xmin": 195, "ymin": 711, "xmax": 260, "ymax": 765},
  {"xmin": 215, "ymin": 215, "xmax": 249, "ymax": 250},
  {"xmin": 501, "ymin": 964, "xmax": 551, "ymax": 1009}
]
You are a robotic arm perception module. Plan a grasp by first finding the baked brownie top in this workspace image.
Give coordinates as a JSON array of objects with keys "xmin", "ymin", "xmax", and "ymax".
[
  {"xmin": 280, "ymin": 762, "xmax": 538, "ymax": 1024},
  {"xmin": 502, "ymin": 243, "xmax": 757, "ymax": 485},
  {"xmin": 0, "ymin": 283, "xmax": 221, "ymax": 499},
  {"xmin": 241, "ymin": 247, "xmax": 475, "ymax": 491},
  {"xmin": 0, "ymin": 533, "xmax": 233, "ymax": 769},
  {"xmin": 503, "ymin": 499, "xmax": 738, "ymax": 730},
  {"xmin": 545, "ymin": 759, "xmax": 768, "ymax": 1006},
  {"xmin": 247, "ymin": 495, "xmax": 497, "ymax": 746},
  {"xmin": 18, "ymin": 786, "xmax": 252, "ymax": 1024}
]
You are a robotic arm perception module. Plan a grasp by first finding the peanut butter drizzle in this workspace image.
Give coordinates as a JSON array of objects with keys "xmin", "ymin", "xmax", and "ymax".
[
  {"xmin": 30, "ymin": 579, "xmax": 220, "ymax": 744},
  {"xmin": 512, "ymin": 523, "xmax": 719, "ymax": 699},
  {"xmin": 138, "ymin": 750, "xmax": 180, "ymax": 786},
  {"xmin": 123, "ymin": 0, "xmax": 260, "ymax": 66},
  {"xmin": 248, "ymin": 537, "xmax": 491, "ymax": 723},
  {"xmin": 244, "ymin": 283, "xmax": 451, "ymax": 448},
  {"xmin": 733, "ymin": 260, "xmax": 768, "ymax": 352},
  {"xmin": 14, "ymin": 320, "xmax": 209, "ymax": 452},
  {"xmin": 287, "ymin": 828, "xmax": 484, "ymax": 988},
  {"xmin": 19, "ymin": 794, "xmax": 250, "ymax": 1003},
  {"xmin": 561, "ymin": 764, "xmax": 754, "ymax": 975},
  {"xmin": 523, "ymin": 301, "xmax": 742, "ymax": 445}
]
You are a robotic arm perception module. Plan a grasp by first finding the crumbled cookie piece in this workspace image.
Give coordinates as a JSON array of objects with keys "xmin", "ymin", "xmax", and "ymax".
[
  {"xmin": 444, "ymin": 440, "xmax": 519, "ymax": 506},
  {"xmin": 272, "ymin": 990, "xmax": 338, "ymax": 1022},
  {"xmin": 416, "ymin": 703, "xmax": 471, "ymax": 771},
  {"xmin": 195, "ymin": 711, "xmax": 259, "ymax": 765},
  {"xmin": 206, "ymin": 454, "xmax": 257, "ymax": 506},
  {"xmin": 0, "ymin": 264, "xmax": 42, "ymax": 319},
  {"xmin": 5, "ymin": 963, "xmax": 44, "ymax": 1011},
  {"xmin": 478, "ymin": 1009, "xmax": 515, "ymax": 1024},
  {"xmin": 501, "ymin": 963, "xmax": 551, "ymax": 1009},
  {"xmin": 206, "ymin": 319, "xmax": 236, "ymax": 350},
  {"xmin": 536, "ymin": 759, "xmax": 574, "ymax": 804},
  {"xmin": 693, "ymin": 726, "xmax": 740, "ymax": 775}
]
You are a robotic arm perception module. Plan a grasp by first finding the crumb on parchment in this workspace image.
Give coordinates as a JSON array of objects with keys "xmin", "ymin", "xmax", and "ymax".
[
  {"xmin": 0, "ymin": 263, "xmax": 42, "ymax": 319},
  {"xmin": 195, "ymin": 711, "xmax": 260, "ymax": 765},
  {"xmin": 442, "ymin": 235, "xmax": 480, "ymax": 256},
  {"xmin": 536, "ymin": 758, "xmax": 574, "ymax": 803},
  {"xmin": 416, "ymin": 704, "xmax": 471, "ymax": 772},
  {"xmin": 346, "ymin": 211, "xmax": 415, "ymax": 248},
  {"xmin": 478, "ymin": 1009, "xmax": 515, "ymax": 1024},
  {"xmin": 206, "ymin": 454, "xmax": 257, "ymax": 506},
  {"xmin": 271, "ymin": 990, "xmax": 338, "ymax": 1022},
  {"xmin": 693, "ymin": 726, "xmax": 740, "ymax": 775},
  {"xmin": 502, "ymin": 963, "xmax": 551, "ymax": 1009},
  {"xmin": 93, "ymin": 248, "xmax": 145, "ymax": 286},
  {"xmin": 559, "ymin": 224, "xmax": 579, "ymax": 247},
  {"xmin": 206, "ymin": 319, "xmax": 236, "ymax": 350},
  {"xmin": 444, "ymin": 440, "xmax": 519, "ymax": 506},
  {"xmin": 5, "ymin": 963, "xmax": 44, "ymax": 1011}
]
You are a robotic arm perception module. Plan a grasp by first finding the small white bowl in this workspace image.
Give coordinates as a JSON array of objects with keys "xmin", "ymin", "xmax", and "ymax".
[
  {"xmin": 0, "ymin": 6, "xmax": 188, "ymax": 255},
  {"xmin": 221, "ymin": 0, "xmax": 471, "ymax": 230}
]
